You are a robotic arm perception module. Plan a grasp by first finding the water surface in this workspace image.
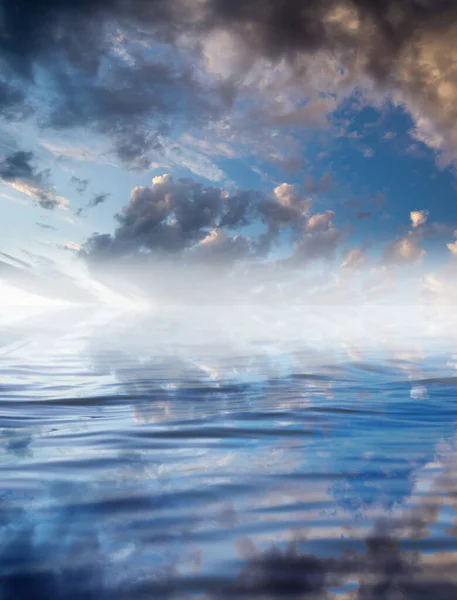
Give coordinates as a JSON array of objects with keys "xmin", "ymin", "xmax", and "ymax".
[{"xmin": 2, "ymin": 306, "xmax": 457, "ymax": 599}]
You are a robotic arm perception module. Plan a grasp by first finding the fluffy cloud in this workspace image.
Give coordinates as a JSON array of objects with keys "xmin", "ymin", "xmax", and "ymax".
[
  {"xmin": 410, "ymin": 210, "xmax": 429, "ymax": 228},
  {"xmin": 257, "ymin": 183, "xmax": 312, "ymax": 248},
  {"xmin": 115, "ymin": 175, "xmax": 239, "ymax": 253},
  {"xmin": 272, "ymin": 183, "xmax": 303, "ymax": 208},
  {"xmin": 83, "ymin": 174, "xmax": 261, "ymax": 261},
  {"xmin": 79, "ymin": 174, "xmax": 349, "ymax": 301},
  {"xmin": 307, "ymin": 210, "xmax": 335, "ymax": 232},
  {"xmin": 447, "ymin": 240, "xmax": 457, "ymax": 256},
  {"xmin": 383, "ymin": 234, "xmax": 426, "ymax": 265},
  {"xmin": 193, "ymin": 228, "xmax": 252, "ymax": 264}
]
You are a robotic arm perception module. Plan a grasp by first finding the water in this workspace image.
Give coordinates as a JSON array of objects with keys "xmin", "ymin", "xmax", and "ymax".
[{"xmin": 2, "ymin": 305, "xmax": 457, "ymax": 599}]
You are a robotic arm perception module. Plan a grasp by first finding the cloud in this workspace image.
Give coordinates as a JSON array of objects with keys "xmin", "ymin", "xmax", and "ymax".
[
  {"xmin": 1, "ymin": 0, "xmax": 457, "ymax": 173},
  {"xmin": 40, "ymin": 47, "xmax": 232, "ymax": 170},
  {"xmin": 82, "ymin": 174, "xmax": 260, "ymax": 261},
  {"xmin": 0, "ymin": 80, "xmax": 29, "ymax": 120},
  {"xmin": 200, "ymin": 0, "xmax": 457, "ymax": 157},
  {"xmin": 42, "ymin": 140, "xmax": 115, "ymax": 166},
  {"xmin": 384, "ymin": 234, "xmax": 426, "ymax": 265},
  {"xmin": 36, "ymin": 222, "xmax": 57, "ymax": 230},
  {"xmin": 303, "ymin": 173, "xmax": 333, "ymax": 195},
  {"xmin": 307, "ymin": 210, "xmax": 335, "ymax": 232},
  {"xmin": 447, "ymin": 240, "xmax": 457, "ymax": 256},
  {"xmin": 0, "ymin": 252, "xmax": 32, "ymax": 269},
  {"xmin": 341, "ymin": 247, "xmax": 365, "ymax": 269},
  {"xmin": 0, "ymin": 151, "xmax": 40, "ymax": 182},
  {"xmin": 3, "ymin": 5, "xmax": 232, "ymax": 171},
  {"xmin": 193, "ymin": 228, "xmax": 252, "ymax": 264},
  {"xmin": 293, "ymin": 226, "xmax": 344, "ymax": 262},
  {"xmin": 62, "ymin": 241, "xmax": 82, "ymax": 252},
  {"xmin": 0, "ymin": 151, "xmax": 67, "ymax": 210},
  {"xmin": 258, "ymin": 183, "xmax": 311, "ymax": 241},
  {"xmin": 88, "ymin": 192, "xmax": 110, "ymax": 208},
  {"xmin": 69, "ymin": 176, "xmax": 89, "ymax": 194},
  {"xmin": 411, "ymin": 210, "xmax": 429, "ymax": 228},
  {"xmin": 78, "ymin": 174, "xmax": 350, "ymax": 302}
]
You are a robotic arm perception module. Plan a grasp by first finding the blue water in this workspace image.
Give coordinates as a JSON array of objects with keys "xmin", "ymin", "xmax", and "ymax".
[{"xmin": 2, "ymin": 305, "xmax": 457, "ymax": 598}]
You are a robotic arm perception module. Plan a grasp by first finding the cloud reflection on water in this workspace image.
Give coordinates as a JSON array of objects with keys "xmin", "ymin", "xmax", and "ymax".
[{"xmin": 2, "ymin": 306, "xmax": 457, "ymax": 598}]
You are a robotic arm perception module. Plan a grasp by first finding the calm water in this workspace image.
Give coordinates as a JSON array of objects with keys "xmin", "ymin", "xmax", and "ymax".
[{"xmin": 2, "ymin": 305, "xmax": 457, "ymax": 599}]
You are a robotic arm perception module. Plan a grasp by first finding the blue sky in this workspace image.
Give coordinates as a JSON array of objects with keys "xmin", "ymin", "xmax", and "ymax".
[{"xmin": 1, "ymin": 0, "xmax": 457, "ymax": 305}]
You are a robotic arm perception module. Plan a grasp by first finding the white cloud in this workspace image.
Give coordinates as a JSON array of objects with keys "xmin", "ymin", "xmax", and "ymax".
[
  {"xmin": 341, "ymin": 247, "xmax": 365, "ymax": 269},
  {"xmin": 9, "ymin": 181, "xmax": 69, "ymax": 210},
  {"xmin": 384, "ymin": 235, "xmax": 426, "ymax": 265},
  {"xmin": 410, "ymin": 209, "xmax": 429, "ymax": 229},
  {"xmin": 41, "ymin": 140, "xmax": 116, "ymax": 166},
  {"xmin": 64, "ymin": 241, "xmax": 81, "ymax": 251},
  {"xmin": 273, "ymin": 183, "xmax": 301, "ymax": 207},
  {"xmin": 194, "ymin": 228, "xmax": 251, "ymax": 263},
  {"xmin": 163, "ymin": 145, "xmax": 226, "ymax": 182},
  {"xmin": 152, "ymin": 174, "xmax": 173, "ymax": 186},
  {"xmin": 307, "ymin": 210, "xmax": 335, "ymax": 231},
  {"xmin": 447, "ymin": 240, "xmax": 457, "ymax": 256}
]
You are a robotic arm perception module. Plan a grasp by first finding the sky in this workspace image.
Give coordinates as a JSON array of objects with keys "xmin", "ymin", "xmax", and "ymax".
[{"xmin": 2, "ymin": 0, "xmax": 457, "ymax": 305}]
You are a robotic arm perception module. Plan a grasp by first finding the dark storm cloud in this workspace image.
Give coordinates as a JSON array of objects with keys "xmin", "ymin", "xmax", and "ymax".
[
  {"xmin": 203, "ymin": 0, "xmax": 455, "ymax": 65},
  {"xmin": 197, "ymin": 0, "xmax": 457, "ymax": 159},
  {"xmin": 0, "ymin": 0, "xmax": 457, "ymax": 167},
  {"xmin": 0, "ymin": 150, "xmax": 63, "ymax": 209}
]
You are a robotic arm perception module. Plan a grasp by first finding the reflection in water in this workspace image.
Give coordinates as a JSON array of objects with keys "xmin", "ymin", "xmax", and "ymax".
[{"xmin": 2, "ymin": 307, "xmax": 457, "ymax": 598}]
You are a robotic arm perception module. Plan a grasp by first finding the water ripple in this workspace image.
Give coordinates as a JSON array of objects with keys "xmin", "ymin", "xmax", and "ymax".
[{"xmin": 2, "ymin": 308, "xmax": 457, "ymax": 598}]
